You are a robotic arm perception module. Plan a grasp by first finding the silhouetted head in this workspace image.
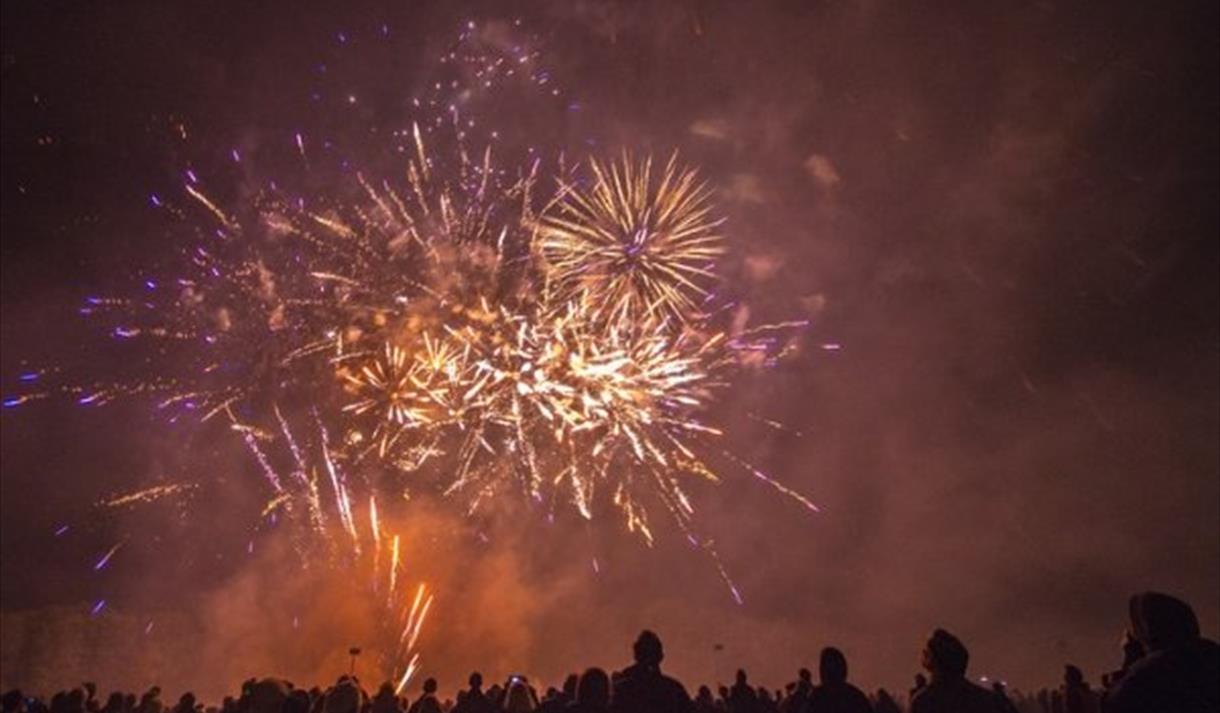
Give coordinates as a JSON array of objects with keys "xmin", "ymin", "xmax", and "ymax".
[
  {"xmin": 2, "ymin": 690, "xmax": 24, "ymax": 713},
  {"xmin": 696, "ymin": 687, "xmax": 712, "ymax": 701},
  {"xmin": 1063, "ymin": 665, "xmax": 1084, "ymax": 686},
  {"xmin": 562, "ymin": 674, "xmax": 578, "ymax": 698},
  {"xmin": 633, "ymin": 630, "xmax": 664, "ymax": 667},
  {"xmin": 177, "ymin": 695, "xmax": 195, "ymax": 711},
  {"xmin": 575, "ymin": 669, "xmax": 609, "ymax": 707},
  {"xmin": 468, "ymin": 673, "xmax": 483, "ymax": 690},
  {"xmin": 422, "ymin": 680, "xmax": 437, "ymax": 696},
  {"xmin": 283, "ymin": 691, "xmax": 308, "ymax": 713},
  {"xmin": 922, "ymin": 629, "xmax": 969, "ymax": 679},
  {"xmin": 798, "ymin": 668, "xmax": 812, "ymax": 684},
  {"xmin": 322, "ymin": 683, "xmax": 358, "ymax": 713},
  {"xmin": 503, "ymin": 683, "xmax": 533, "ymax": 713},
  {"xmin": 718, "ymin": 686, "xmax": 729, "ymax": 698},
  {"xmin": 735, "ymin": 670, "xmax": 748, "ymax": 686},
  {"xmin": 1128, "ymin": 592, "xmax": 1200, "ymax": 651},
  {"xmin": 247, "ymin": 681, "xmax": 289, "ymax": 713},
  {"xmin": 819, "ymin": 648, "xmax": 848, "ymax": 685}
]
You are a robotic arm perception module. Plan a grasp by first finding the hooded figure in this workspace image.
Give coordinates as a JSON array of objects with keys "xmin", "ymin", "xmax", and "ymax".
[{"xmin": 1104, "ymin": 592, "xmax": 1219, "ymax": 713}]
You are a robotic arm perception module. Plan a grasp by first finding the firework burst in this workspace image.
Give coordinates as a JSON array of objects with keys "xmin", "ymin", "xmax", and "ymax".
[
  {"xmin": 5, "ymin": 25, "xmax": 818, "ymax": 682},
  {"xmin": 536, "ymin": 154, "xmax": 726, "ymax": 325}
]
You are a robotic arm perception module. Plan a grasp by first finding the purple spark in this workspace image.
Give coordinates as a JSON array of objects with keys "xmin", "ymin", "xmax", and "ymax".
[
  {"xmin": 90, "ymin": 600, "xmax": 106, "ymax": 616},
  {"xmin": 149, "ymin": 194, "xmax": 162, "ymax": 207},
  {"xmin": 94, "ymin": 546, "xmax": 120, "ymax": 571},
  {"xmin": 54, "ymin": 524, "xmax": 70, "ymax": 536}
]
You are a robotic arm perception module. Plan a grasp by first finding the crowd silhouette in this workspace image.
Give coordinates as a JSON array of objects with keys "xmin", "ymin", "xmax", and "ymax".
[{"xmin": 2, "ymin": 592, "xmax": 1215, "ymax": 713}]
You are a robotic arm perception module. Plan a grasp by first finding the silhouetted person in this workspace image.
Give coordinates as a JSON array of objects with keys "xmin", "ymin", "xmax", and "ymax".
[
  {"xmin": 247, "ymin": 681, "xmax": 290, "ymax": 713},
  {"xmin": 756, "ymin": 688, "xmax": 778, "ymax": 713},
  {"xmin": 405, "ymin": 680, "xmax": 440, "ymax": 713},
  {"xmin": 728, "ymin": 670, "xmax": 759, "ymax": 713},
  {"xmin": 803, "ymin": 648, "xmax": 871, "ymax": 713},
  {"xmin": 452, "ymin": 674, "xmax": 493, "ymax": 713},
  {"xmin": 323, "ymin": 680, "xmax": 361, "ymax": 713},
  {"xmin": 285, "ymin": 691, "xmax": 309, "ymax": 713},
  {"xmin": 694, "ymin": 686, "xmax": 718, "ymax": 713},
  {"xmin": 503, "ymin": 680, "xmax": 537, "ymax": 713},
  {"xmin": 1060, "ymin": 666, "xmax": 1098, "ymax": 713},
  {"xmin": 539, "ymin": 675, "xmax": 577, "ymax": 713},
  {"xmin": 1103, "ymin": 592, "xmax": 1219, "ymax": 713},
  {"xmin": 610, "ymin": 630, "xmax": 694, "ymax": 713},
  {"xmin": 3, "ymin": 691, "xmax": 25, "ymax": 713},
  {"xmin": 566, "ymin": 669, "xmax": 610, "ymax": 713},
  {"xmin": 136, "ymin": 690, "xmax": 162, "ymax": 713},
  {"xmin": 990, "ymin": 683, "xmax": 1019, "ymax": 713},
  {"xmin": 782, "ymin": 670, "xmax": 814, "ymax": 713},
  {"xmin": 910, "ymin": 629, "xmax": 1002, "ymax": 713},
  {"xmin": 873, "ymin": 689, "xmax": 902, "ymax": 713},
  {"xmin": 100, "ymin": 695, "xmax": 125, "ymax": 713},
  {"xmin": 369, "ymin": 685, "xmax": 399, "ymax": 713},
  {"xmin": 82, "ymin": 686, "xmax": 98, "ymax": 713},
  {"xmin": 1102, "ymin": 635, "xmax": 1146, "ymax": 691},
  {"xmin": 910, "ymin": 673, "xmax": 928, "ymax": 707}
]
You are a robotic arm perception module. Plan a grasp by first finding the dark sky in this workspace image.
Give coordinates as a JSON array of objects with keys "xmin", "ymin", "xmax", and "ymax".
[{"xmin": 2, "ymin": 0, "xmax": 1218, "ymax": 699}]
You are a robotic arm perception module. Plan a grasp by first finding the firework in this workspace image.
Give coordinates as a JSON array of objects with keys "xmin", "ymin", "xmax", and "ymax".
[
  {"xmin": 9, "ymin": 125, "xmax": 811, "ymax": 571},
  {"xmin": 4, "ymin": 25, "xmax": 817, "ymax": 683},
  {"xmin": 535, "ymin": 154, "xmax": 726, "ymax": 325}
]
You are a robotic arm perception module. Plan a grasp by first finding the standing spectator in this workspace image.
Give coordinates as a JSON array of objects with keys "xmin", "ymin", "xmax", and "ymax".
[
  {"xmin": 405, "ymin": 680, "xmax": 440, "ymax": 713},
  {"xmin": 610, "ymin": 630, "xmax": 694, "ymax": 713},
  {"xmin": 1103, "ymin": 592, "xmax": 1219, "ymax": 713},
  {"xmin": 803, "ymin": 647, "xmax": 872, "ymax": 713},
  {"xmin": 1060, "ymin": 666, "xmax": 1098, "ymax": 713},
  {"xmin": 452, "ymin": 673, "xmax": 493, "ymax": 713},
  {"xmin": 567, "ymin": 668, "xmax": 611, "ymax": 713},
  {"xmin": 910, "ymin": 629, "xmax": 1002, "ymax": 713}
]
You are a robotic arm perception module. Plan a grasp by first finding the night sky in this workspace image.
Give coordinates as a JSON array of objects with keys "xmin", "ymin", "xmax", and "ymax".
[{"xmin": 2, "ymin": 0, "xmax": 1218, "ymax": 699}]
